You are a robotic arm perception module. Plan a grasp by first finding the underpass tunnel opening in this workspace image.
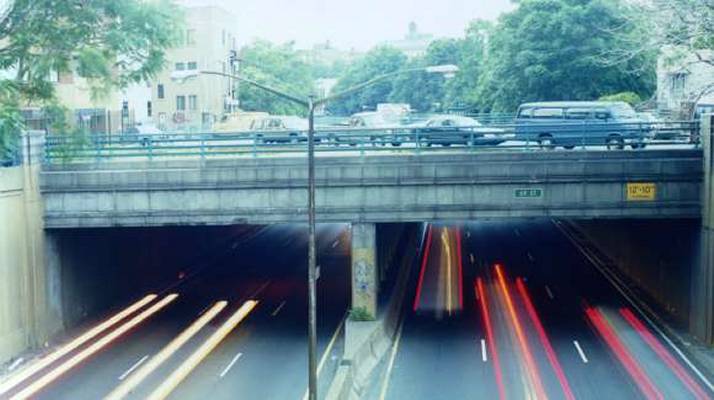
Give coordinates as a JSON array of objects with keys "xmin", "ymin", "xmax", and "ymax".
[
  {"xmin": 44, "ymin": 223, "xmax": 352, "ymax": 337},
  {"xmin": 386, "ymin": 218, "xmax": 712, "ymax": 400}
]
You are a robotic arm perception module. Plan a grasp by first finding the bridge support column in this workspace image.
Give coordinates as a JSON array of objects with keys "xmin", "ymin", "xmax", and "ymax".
[
  {"xmin": 693, "ymin": 114, "xmax": 714, "ymax": 344},
  {"xmin": 351, "ymin": 223, "xmax": 378, "ymax": 320}
]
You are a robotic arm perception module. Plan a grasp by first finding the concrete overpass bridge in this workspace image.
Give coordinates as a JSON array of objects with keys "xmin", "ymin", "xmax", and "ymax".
[{"xmin": 40, "ymin": 149, "xmax": 702, "ymax": 228}]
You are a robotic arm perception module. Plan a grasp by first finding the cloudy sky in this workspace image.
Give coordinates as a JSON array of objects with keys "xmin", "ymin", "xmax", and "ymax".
[{"xmin": 181, "ymin": 0, "xmax": 515, "ymax": 50}]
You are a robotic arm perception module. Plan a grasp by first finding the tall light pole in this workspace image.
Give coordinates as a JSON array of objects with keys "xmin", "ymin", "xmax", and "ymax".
[{"xmin": 171, "ymin": 63, "xmax": 458, "ymax": 400}]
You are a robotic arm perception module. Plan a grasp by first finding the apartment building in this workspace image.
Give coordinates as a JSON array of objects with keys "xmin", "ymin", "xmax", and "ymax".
[{"xmin": 151, "ymin": 5, "xmax": 238, "ymax": 131}]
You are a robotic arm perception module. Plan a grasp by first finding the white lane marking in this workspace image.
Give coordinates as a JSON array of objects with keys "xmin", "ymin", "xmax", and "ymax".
[
  {"xmin": 249, "ymin": 281, "xmax": 271, "ymax": 298},
  {"xmin": 331, "ymin": 240, "xmax": 339, "ymax": 248},
  {"xmin": 514, "ymin": 228, "xmax": 521, "ymax": 237},
  {"xmin": 527, "ymin": 252, "xmax": 535, "ymax": 262},
  {"xmin": 302, "ymin": 314, "xmax": 348, "ymax": 400},
  {"xmin": 545, "ymin": 285, "xmax": 554, "ymax": 300},
  {"xmin": 469, "ymin": 253, "xmax": 475, "ymax": 264},
  {"xmin": 271, "ymin": 300, "xmax": 286, "ymax": 317},
  {"xmin": 118, "ymin": 355, "xmax": 150, "ymax": 381},
  {"xmin": 481, "ymin": 339, "xmax": 488, "ymax": 362},
  {"xmin": 219, "ymin": 352, "xmax": 242, "ymax": 378},
  {"xmin": 378, "ymin": 316, "xmax": 406, "ymax": 400},
  {"xmin": 7, "ymin": 358, "xmax": 23, "ymax": 372},
  {"xmin": 573, "ymin": 341, "xmax": 589, "ymax": 363}
]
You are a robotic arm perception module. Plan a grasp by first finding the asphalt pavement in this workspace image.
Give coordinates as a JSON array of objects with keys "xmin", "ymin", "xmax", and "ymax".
[
  {"xmin": 1, "ymin": 224, "xmax": 349, "ymax": 400},
  {"xmin": 376, "ymin": 220, "xmax": 713, "ymax": 400}
]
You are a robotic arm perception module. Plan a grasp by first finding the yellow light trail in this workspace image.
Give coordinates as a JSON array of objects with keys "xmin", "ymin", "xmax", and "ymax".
[
  {"xmin": 0, "ymin": 294, "xmax": 157, "ymax": 397},
  {"xmin": 443, "ymin": 228, "xmax": 454, "ymax": 314},
  {"xmin": 146, "ymin": 300, "xmax": 258, "ymax": 400},
  {"xmin": 10, "ymin": 294, "xmax": 178, "ymax": 400},
  {"xmin": 104, "ymin": 301, "xmax": 228, "ymax": 400}
]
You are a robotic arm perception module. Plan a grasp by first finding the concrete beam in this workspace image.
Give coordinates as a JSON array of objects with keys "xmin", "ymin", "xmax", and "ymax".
[
  {"xmin": 41, "ymin": 150, "xmax": 703, "ymax": 228},
  {"xmin": 351, "ymin": 223, "xmax": 378, "ymax": 320}
]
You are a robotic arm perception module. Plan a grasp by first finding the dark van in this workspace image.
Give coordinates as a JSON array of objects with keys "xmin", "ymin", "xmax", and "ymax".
[{"xmin": 515, "ymin": 101, "xmax": 653, "ymax": 149}]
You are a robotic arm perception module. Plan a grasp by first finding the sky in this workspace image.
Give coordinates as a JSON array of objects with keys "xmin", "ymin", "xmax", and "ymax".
[{"xmin": 181, "ymin": 0, "xmax": 515, "ymax": 51}]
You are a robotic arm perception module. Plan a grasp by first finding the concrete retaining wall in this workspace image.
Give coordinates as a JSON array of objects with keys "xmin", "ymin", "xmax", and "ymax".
[
  {"xmin": 0, "ymin": 164, "xmax": 60, "ymax": 364},
  {"xmin": 571, "ymin": 219, "xmax": 700, "ymax": 328}
]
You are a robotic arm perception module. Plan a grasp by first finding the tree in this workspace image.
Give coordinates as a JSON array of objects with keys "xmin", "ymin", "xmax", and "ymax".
[
  {"xmin": 238, "ymin": 40, "xmax": 316, "ymax": 116},
  {"xmin": 327, "ymin": 46, "xmax": 407, "ymax": 115},
  {"xmin": 443, "ymin": 21, "xmax": 492, "ymax": 112},
  {"xmin": 0, "ymin": 0, "xmax": 183, "ymax": 155},
  {"xmin": 476, "ymin": 0, "xmax": 655, "ymax": 112},
  {"xmin": 390, "ymin": 39, "xmax": 462, "ymax": 112},
  {"xmin": 598, "ymin": 91, "xmax": 642, "ymax": 106}
]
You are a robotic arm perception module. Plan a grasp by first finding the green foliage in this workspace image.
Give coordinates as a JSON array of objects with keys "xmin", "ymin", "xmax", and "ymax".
[
  {"xmin": 238, "ymin": 40, "xmax": 317, "ymax": 116},
  {"xmin": 475, "ymin": 0, "xmax": 655, "ymax": 112},
  {"xmin": 349, "ymin": 306, "xmax": 374, "ymax": 321},
  {"xmin": 598, "ymin": 91, "xmax": 642, "ymax": 106},
  {"xmin": 390, "ymin": 39, "xmax": 462, "ymax": 111},
  {"xmin": 327, "ymin": 46, "xmax": 407, "ymax": 115},
  {"xmin": 0, "ymin": 0, "xmax": 183, "ymax": 157}
]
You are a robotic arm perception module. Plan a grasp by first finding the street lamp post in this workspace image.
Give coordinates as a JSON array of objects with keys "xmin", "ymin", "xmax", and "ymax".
[{"xmin": 171, "ymin": 63, "xmax": 458, "ymax": 400}]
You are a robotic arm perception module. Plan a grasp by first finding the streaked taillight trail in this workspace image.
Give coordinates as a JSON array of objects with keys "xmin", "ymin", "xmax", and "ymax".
[
  {"xmin": 585, "ymin": 307, "xmax": 663, "ymax": 400},
  {"xmin": 494, "ymin": 264, "xmax": 548, "ymax": 400},
  {"xmin": 619, "ymin": 308, "xmax": 709, "ymax": 400},
  {"xmin": 516, "ymin": 278, "xmax": 575, "ymax": 400},
  {"xmin": 413, "ymin": 224, "xmax": 433, "ymax": 311},
  {"xmin": 0, "ymin": 294, "xmax": 158, "ymax": 397},
  {"xmin": 476, "ymin": 278, "xmax": 506, "ymax": 400},
  {"xmin": 11, "ymin": 294, "xmax": 179, "ymax": 400}
]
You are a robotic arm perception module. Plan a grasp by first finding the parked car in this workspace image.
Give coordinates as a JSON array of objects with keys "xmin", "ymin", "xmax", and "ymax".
[
  {"xmin": 213, "ymin": 111, "xmax": 269, "ymax": 134},
  {"xmin": 334, "ymin": 112, "xmax": 405, "ymax": 146},
  {"xmin": 124, "ymin": 124, "xmax": 163, "ymax": 146},
  {"xmin": 514, "ymin": 101, "xmax": 653, "ymax": 149},
  {"xmin": 250, "ymin": 116, "xmax": 308, "ymax": 144},
  {"xmin": 414, "ymin": 115, "xmax": 506, "ymax": 147}
]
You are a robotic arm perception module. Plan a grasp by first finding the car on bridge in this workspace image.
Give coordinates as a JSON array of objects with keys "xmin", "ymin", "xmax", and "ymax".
[
  {"xmin": 413, "ymin": 115, "xmax": 507, "ymax": 147},
  {"xmin": 331, "ymin": 112, "xmax": 406, "ymax": 146},
  {"xmin": 514, "ymin": 101, "xmax": 653, "ymax": 150},
  {"xmin": 250, "ymin": 115, "xmax": 308, "ymax": 144}
]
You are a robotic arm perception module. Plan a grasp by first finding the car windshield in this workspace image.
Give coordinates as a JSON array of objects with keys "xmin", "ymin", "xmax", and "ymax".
[
  {"xmin": 610, "ymin": 103, "xmax": 637, "ymax": 119},
  {"xmin": 282, "ymin": 117, "xmax": 308, "ymax": 130}
]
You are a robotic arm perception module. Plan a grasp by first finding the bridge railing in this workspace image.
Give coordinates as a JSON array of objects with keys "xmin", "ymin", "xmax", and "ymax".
[{"xmin": 43, "ymin": 120, "xmax": 699, "ymax": 164}]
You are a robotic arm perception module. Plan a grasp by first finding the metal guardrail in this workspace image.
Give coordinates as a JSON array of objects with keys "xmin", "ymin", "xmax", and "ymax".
[{"xmin": 43, "ymin": 120, "xmax": 700, "ymax": 164}]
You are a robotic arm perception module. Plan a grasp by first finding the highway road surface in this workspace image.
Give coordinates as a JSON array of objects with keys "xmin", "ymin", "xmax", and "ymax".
[
  {"xmin": 375, "ymin": 221, "xmax": 713, "ymax": 400},
  {"xmin": 0, "ymin": 224, "xmax": 349, "ymax": 400}
]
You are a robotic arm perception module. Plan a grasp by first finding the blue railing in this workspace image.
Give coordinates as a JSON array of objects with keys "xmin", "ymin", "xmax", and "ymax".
[{"xmin": 43, "ymin": 120, "xmax": 699, "ymax": 164}]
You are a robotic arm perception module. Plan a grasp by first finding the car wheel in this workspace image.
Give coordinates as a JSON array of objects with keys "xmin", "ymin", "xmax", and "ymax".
[
  {"xmin": 606, "ymin": 135, "xmax": 624, "ymax": 150},
  {"xmin": 563, "ymin": 145, "xmax": 575, "ymax": 150},
  {"xmin": 538, "ymin": 134, "xmax": 554, "ymax": 150}
]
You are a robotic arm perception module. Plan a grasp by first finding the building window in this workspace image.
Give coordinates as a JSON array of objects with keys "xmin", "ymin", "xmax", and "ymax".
[
  {"xmin": 176, "ymin": 95, "xmax": 186, "ymax": 111},
  {"xmin": 157, "ymin": 84, "xmax": 164, "ymax": 99},
  {"xmin": 186, "ymin": 29, "xmax": 196, "ymax": 45},
  {"xmin": 188, "ymin": 95, "xmax": 198, "ymax": 111},
  {"xmin": 187, "ymin": 61, "xmax": 198, "ymax": 70},
  {"xmin": 671, "ymin": 73, "xmax": 687, "ymax": 97},
  {"xmin": 175, "ymin": 62, "xmax": 185, "ymax": 71},
  {"xmin": 147, "ymin": 101, "xmax": 152, "ymax": 117}
]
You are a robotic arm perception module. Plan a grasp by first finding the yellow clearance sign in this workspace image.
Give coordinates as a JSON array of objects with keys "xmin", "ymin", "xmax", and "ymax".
[{"xmin": 626, "ymin": 182, "xmax": 656, "ymax": 201}]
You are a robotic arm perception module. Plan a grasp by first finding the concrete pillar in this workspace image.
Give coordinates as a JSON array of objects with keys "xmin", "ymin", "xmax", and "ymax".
[
  {"xmin": 693, "ymin": 114, "xmax": 714, "ymax": 344},
  {"xmin": 351, "ymin": 223, "xmax": 378, "ymax": 320}
]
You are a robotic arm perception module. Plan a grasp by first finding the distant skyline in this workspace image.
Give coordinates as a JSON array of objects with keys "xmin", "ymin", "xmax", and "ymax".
[{"xmin": 180, "ymin": 0, "xmax": 515, "ymax": 50}]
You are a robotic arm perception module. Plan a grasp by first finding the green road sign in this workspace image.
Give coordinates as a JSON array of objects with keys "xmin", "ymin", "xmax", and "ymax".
[{"xmin": 514, "ymin": 188, "xmax": 543, "ymax": 198}]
